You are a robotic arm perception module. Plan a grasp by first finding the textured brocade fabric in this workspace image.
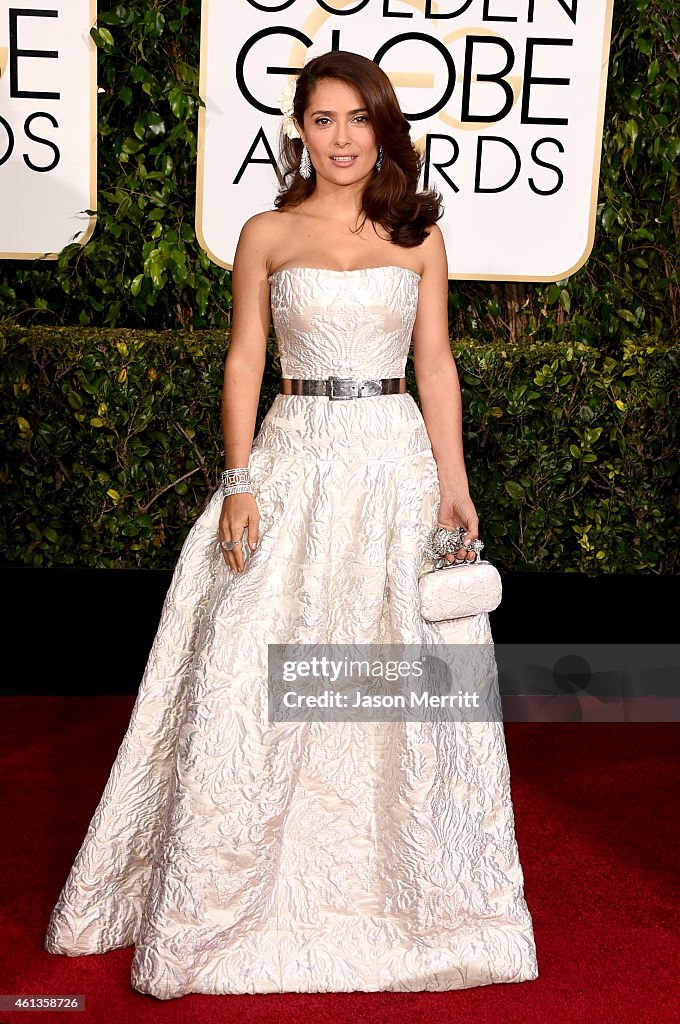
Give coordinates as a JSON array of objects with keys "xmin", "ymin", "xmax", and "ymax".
[{"xmin": 44, "ymin": 266, "xmax": 539, "ymax": 998}]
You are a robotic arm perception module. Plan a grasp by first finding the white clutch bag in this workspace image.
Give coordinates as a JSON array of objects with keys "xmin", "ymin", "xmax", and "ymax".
[{"xmin": 419, "ymin": 523, "xmax": 502, "ymax": 622}]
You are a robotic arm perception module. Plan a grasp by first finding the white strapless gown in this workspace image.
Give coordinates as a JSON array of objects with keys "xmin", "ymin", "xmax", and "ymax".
[{"xmin": 44, "ymin": 266, "xmax": 539, "ymax": 998}]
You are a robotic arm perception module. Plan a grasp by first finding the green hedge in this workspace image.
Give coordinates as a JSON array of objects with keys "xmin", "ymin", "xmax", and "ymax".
[
  {"xmin": 0, "ymin": 0, "xmax": 677, "ymax": 351},
  {"xmin": 1, "ymin": 327, "xmax": 677, "ymax": 574}
]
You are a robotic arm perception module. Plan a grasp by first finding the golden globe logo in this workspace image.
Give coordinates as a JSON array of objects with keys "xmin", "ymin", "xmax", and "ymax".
[{"xmin": 197, "ymin": 0, "xmax": 615, "ymax": 281}]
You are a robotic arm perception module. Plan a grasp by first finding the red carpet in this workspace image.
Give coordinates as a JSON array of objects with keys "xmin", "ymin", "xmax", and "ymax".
[{"xmin": 1, "ymin": 697, "xmax": 677, "ymax": 1024}]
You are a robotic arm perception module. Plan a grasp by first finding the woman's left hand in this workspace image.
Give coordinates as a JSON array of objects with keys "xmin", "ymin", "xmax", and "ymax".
[{"xmin": 438, "ymin": 487, "xmax": 480, "ymax": 562}]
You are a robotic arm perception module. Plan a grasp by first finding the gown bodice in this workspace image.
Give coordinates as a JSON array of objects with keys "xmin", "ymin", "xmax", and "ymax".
[{"xmin": 268, "ymin": 265, "xmax": 421, "ymax": 379}]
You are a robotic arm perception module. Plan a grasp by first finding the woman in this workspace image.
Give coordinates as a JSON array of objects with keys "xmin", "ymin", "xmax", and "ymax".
[{"xmin": 45, "ymin": 50, "xmax": 539, "ymax": 998}]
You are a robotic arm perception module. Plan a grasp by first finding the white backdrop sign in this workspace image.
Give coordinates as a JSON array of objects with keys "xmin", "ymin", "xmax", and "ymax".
[
  {"xmin": 197, "ymin": 0, "xmax": 615, "ymax": 281},
  {"xmin": 0, "ymin": 0, "xmax": 96, "ymax": 259}
]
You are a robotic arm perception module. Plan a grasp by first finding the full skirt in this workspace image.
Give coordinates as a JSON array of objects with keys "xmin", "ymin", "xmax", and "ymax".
[{"xmin": 44, "ymin": 394, "xmax": 539, "ymax": 998}]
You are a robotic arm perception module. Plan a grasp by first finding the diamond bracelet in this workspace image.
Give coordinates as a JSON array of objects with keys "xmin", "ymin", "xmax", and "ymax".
[{"xmin": 221, "ymin": 466, "xmax": 254, "ymax": 497}]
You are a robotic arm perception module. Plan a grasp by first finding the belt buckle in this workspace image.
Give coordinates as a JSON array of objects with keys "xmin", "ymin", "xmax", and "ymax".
[
  {"xmin": 358, "ymin": 379, "xmax": 382, "ymax": 397},
  {"xmin": 327, "ymin": 376, "xmax": 358, "ymax": 400}
]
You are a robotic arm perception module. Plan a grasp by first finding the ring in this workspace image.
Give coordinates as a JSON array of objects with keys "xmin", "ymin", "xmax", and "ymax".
[{"xmin": 219, "ymin": 525, "xmax": 247, "ymax": 553}]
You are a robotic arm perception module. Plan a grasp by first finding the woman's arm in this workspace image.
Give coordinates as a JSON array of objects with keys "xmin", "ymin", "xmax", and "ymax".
[
  {"xmin": 221, "ymin": 214, "xmax": 272, "ymax": 470},
  {"xmin": 412, "ymin": 224, "xmax": 479, "ymax": 553},
  {"xmin": 412, "ymin": 224, "xmax": 466, "ymax": 489},
  {"xmin": 219, "ymin": 214, "xmax": 272, "ymax": 574}
]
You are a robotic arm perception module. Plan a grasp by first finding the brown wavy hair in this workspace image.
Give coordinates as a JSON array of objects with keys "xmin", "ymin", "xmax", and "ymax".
[{"xmin": 274, "ymin": 51, "xmax": 442, "ymax": 248}]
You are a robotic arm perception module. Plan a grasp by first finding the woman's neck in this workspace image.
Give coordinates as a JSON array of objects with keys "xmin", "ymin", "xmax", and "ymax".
[{"xmin": 303, "ymin": 177, "xmax": 367, "ymax": 228}]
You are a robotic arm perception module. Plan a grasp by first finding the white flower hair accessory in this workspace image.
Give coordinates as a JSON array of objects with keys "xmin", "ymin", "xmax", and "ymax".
[{"xmin": 279, "ymin": 79, "xmax": 301, "ymax": 140}]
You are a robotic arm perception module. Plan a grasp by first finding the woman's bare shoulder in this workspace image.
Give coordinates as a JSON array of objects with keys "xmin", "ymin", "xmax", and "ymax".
[
  {"xmin": 237, "ymin": 209, "xmax": 285, "ymax": 244},
  {"xmin": 236, "ymin": 210, "xmax": 296, "ymax": 271},
  {"xmin": 417, "ymin": 222, "xmax": 447, "ymax": 274},
  {"xmin": 422, "ymin": 222, "xmax": 444, "ymax": 246}
]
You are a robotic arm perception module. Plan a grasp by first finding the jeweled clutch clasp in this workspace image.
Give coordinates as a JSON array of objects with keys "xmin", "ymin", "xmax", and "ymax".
[{"xmin": 423, "ymin": 524, "xmax": 485, "ymax": 570}]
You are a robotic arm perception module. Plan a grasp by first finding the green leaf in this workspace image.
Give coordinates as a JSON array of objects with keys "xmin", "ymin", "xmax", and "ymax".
[
  {"xmin": 147, "ymin": 112, "xmax": 166, "ymax": 136},
  {"xmin": 121, "ymin": 136, "xmax": 143, "ymax": 155},
  {"xmin": 149, "ymin": 261, "xmax": 164, "ymax": 288},
  {"xmin": 91, "ymin": 26, "xmax": 114, "ymax": 49},
  {"xmin": 168, "ymin": 87, "xmax": 187, "ymax": 119},
  {"xmin": 504, "ymin": 481, "xmax": 525, "ymax": 500},
  {"xmin": 617, "ymin": 309, "xmax": 637, "ymax": 324}
]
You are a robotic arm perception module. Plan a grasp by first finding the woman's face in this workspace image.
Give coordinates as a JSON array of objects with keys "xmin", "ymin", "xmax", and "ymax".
[{"xmin": 297, "ymin": 77, "xmax": 378, "ymax": 186}]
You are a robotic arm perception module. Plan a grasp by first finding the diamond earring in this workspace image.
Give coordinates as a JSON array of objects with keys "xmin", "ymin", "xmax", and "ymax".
[
  {"xmin": 375, "ymin": 144, "xmax": 384, "ymax": 173},
  {"xmin": 299, "ymin": 145, "xmax": 312, "ymax": 179}
]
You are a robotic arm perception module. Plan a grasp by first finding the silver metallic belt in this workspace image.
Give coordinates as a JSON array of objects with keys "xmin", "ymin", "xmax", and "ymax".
[{"xmin": 280, "ymin": 376, "xmax": 405, "ymax": 400}]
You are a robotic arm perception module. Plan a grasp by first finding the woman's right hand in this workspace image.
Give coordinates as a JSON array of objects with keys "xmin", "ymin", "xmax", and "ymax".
[{"xmin": 219, "ymin": 492, "xmax": 260, "ymax": 574}]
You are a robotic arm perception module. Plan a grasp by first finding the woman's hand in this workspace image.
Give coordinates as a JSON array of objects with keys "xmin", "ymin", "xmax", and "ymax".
[
  {"xmin": 219, "ymin": 493, "xmax": 260, "ymax": 574},
  {"xmin": 437, "ymin": 486, "xmax": 480, "ymax": 562}
]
